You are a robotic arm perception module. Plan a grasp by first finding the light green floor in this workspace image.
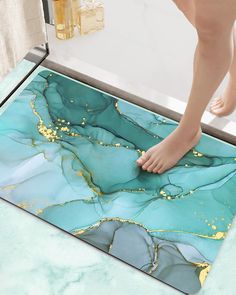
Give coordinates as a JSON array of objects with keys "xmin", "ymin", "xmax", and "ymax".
[{"xmin": 0, "ymin": 62, "xmax": 235, "ymax": 295}]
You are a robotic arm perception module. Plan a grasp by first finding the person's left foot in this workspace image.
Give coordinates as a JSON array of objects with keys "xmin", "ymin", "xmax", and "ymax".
[
  {"xmin": 210, "ymin": 95, "xmax": 236, "ymax": 117},
  {"xmin": 136, "ymin": 126, "xmax": 202, "ymax": 174},
  {"xmin": 210, "ymin": 80, "xmax": 236, "ymax": 117}
]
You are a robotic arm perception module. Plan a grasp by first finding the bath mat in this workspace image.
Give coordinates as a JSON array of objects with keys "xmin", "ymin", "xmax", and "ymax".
[{"xmin": 0, "ymin": 69, "xmax": 235, "ymax": 294}]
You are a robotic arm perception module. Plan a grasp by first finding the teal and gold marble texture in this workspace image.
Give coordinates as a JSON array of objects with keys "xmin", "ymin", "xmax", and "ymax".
[
  {"xmin": 0, "ymin": 69, "xmax": 236, "ymax": 294},
  {"xmin": 0, "ymin": 199, "xmax": 180, "ymax": 295},
  {"xmin": 1, "ymin": 199, "xmax": 236, "ymax": 295}
]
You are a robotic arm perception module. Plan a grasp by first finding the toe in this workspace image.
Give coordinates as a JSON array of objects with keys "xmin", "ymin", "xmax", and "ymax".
[
  {"xmin": 137, "ymin": 152, "xmax": 149, "ymax": 166},
  {"xmin": 211, "ymin": 103, "xmax": 223, "ymax": 111},
  {"xmin": 211, "ymin": 98, "xmax": 222, "ymax": 106},
  {"xmin": 210, "ymin": 105, "xmax": 223, "ymax": 115},
  {"xmin": 211, "ymin": 108, "xmax": 225, "ymax": 116},
  {"xmin": 136, "ymin": 159, "xmax": 143, "ymax": 166},
  {"xmin": 212, "ymin": 107, "xmax": 221, "ymax": 113},
  {"xmin": 211, "ymin": 96, "xmax": 223, "ymax": 104},
  {"xmin": 153, "ymin": 162, "xmax": 163, "ymax": 174},
  {"xmin": 142, "ymin": 157, "xmax": 154, "ymax": 170},
  {"xmin": 211, "ymin": 102, "xmax": 224, "ymax": 110},
  {"xmin": 147, "ymin": 160, "xmax": 159, "ymax": 172},
  {"xmin": 211, "ymin": 97, "xmax": 224, "ymax": 106},
  {"xmin": 211, "ymin": 104, "xmax": 223, "ymax": 112},
  {"xmin": 157, "ymin": 165, "xmax": 166, "ymax": 174},
  {"xmin": 210, "ymin": 106, "xmax": 224, "ymax": 115}
]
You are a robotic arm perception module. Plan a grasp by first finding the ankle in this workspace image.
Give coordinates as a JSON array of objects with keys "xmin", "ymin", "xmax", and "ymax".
[{"xmin": 176, "ymin": 124, "xmax": 202, "ymax": 138}]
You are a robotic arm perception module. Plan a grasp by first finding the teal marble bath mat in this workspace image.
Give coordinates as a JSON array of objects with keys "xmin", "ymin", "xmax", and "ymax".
[{"xmin": 0, "ymin": 69, "xmax": 235, "ymax": 294}]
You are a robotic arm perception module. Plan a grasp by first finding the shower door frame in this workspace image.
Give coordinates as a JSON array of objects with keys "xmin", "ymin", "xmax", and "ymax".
[
  {"xmin": 0, "ymin": 45, "xmax": 50, "ymax": 109},
  {"xmin": 0, "ymin": 0, "xmax": 50, "ymax": 109}
]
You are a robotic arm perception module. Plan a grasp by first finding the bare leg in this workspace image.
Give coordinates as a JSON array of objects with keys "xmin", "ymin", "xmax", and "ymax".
[
  {"xmin": 210, "ymin": 24, "xmax": 236, "ymax": 116},
  {"xmin": 173, "ymin": 1, "xmax": 236, "ymax": 117},
  {"xmin": 137, "ymin": 0, "xmax": 236, "ymax": 174},
  {"xmin": 171, "ymin": 0, "xmax": 195, "ymax": 26}
]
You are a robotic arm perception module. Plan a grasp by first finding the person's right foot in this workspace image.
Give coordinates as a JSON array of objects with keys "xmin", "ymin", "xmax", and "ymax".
[{"xmin": 136, "ymin": 125, "xmax": 202, "ymax": 174}]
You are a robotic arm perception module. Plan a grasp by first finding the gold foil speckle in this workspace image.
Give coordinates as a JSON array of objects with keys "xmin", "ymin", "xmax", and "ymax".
[
  {"xmin": 199, "ymin": 265, "xmax": 211, "ymax": 285},
  {"xmin": 60, "ymin": 126, "xmax": 70, "ymax": 132},
  {"xmin": 160, "ymin": 190, "xmax": 167, "ymax": 196},
  {"xmin": 192, "ymin": 262, "xmax": 211, "ymax": 285},
  {"xmin": 193, "ymin": 149, "xmax": 204, "ymax": 157},
  {"xmin": 36, "ymin": 209, "xmax": 44, "ymax": 215},
  {"xmin": 160, "ymin": 190, "xmax": 173, "ymax": 200},
  {"xmin": 18, "ymin": 202, "xmax": 30, "ymax": 210},
  {"xmin": 30, "ymin": 100, "xmax": 60, "ymax": 142},
  {"xmin": 136, "ymin": 149, "xmax": 145, "ymax": 156},
  {"xmin": 38, "ymin": 126, "xmax": 59, "ymax": 142},
  {"xmin": 214, "ymin": 232, "xmax": 225, "ymax": 239},
  {"xmin": 114, "ymin": 101, "xmax": 121, "ymax": 114}
]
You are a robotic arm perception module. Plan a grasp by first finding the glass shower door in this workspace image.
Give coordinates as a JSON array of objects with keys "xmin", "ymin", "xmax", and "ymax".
[{"xmin": 0, "ymin": 44, "xmax": 49, "ymax": 105}]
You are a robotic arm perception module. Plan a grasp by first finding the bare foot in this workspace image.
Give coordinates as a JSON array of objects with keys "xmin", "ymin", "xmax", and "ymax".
[
  {"xmin": 136, "ymin": 126, "xmax": 202, "ymax": 174},
  {"xmin": 210, "ymin": 96, "xmax": 236, "ymax": 117},
  {"xmin": 210, "ymin": 83, "xmax": 236, "ymax": 117}
]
